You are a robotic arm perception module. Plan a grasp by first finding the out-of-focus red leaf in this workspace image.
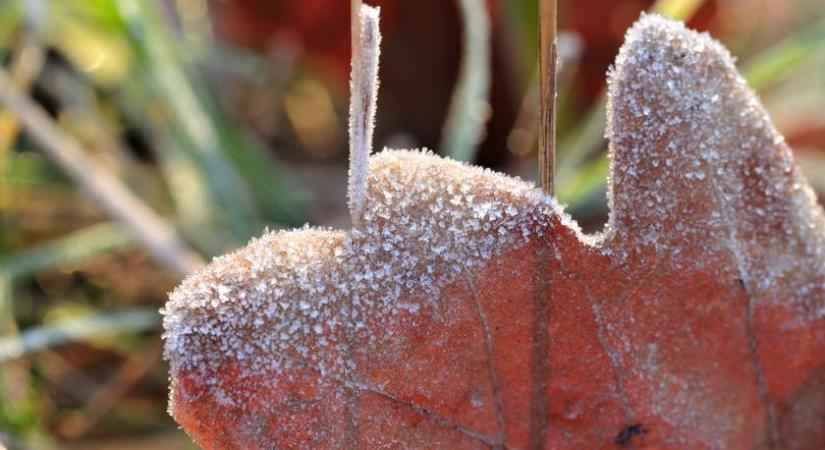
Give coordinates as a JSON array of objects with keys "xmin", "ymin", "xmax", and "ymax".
[
  {"xmin": 211, "ymin": 0, "xmax": 521, "ymax": 167},
  {"xmin": 163, "ymin": 15, "xmax": 824, "ymax": 449}
]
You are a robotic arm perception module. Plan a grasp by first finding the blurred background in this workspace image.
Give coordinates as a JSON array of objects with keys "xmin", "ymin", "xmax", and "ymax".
[{"xmin": 0, "ymin": 0, "xmax": 823, "ymax": 448}]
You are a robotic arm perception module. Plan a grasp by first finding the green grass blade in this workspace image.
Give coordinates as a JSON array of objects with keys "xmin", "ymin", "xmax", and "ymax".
[
  {"xmin": 440, "ymin": 0, "xmax": 491, "ymax": 162},
  {"xmin": 0, "ymin": 222, "xmax": 132, "ymax": 279},
  {"xmin": 0, "ymin": 308, "xmax": 158, "ymax": 362},
  {"xmin": 557, "ymin": 153, "xmax": 608, "ymax": 207},
  {"xmin": 115, "ymin": 0, "xmax": 305, "ymax": 237},
  {"xmin": 742, "ymin": 19, "xmax": 825, "ymax": 91},
  {"xmin": 115, "ymin": 0, "xmax": 259, "ymax": 241}
]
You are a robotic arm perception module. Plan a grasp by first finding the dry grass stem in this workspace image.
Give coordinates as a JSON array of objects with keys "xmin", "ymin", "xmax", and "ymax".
[
  {"xmin": 539, "ymin": 0, "xmax": 558, "ymax": 195},
  {"xmin": 0, "ymin": 69, "xmax": 204, "ymax": 277}
]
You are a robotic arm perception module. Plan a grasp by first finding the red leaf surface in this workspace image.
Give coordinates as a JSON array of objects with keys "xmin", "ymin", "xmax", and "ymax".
[{"xmin": 163, "ymin": 15, "xmax": 825, "ymax": 449}]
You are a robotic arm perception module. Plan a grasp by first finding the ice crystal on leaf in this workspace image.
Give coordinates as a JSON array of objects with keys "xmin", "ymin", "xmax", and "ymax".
[{"xmin": 163, "ymin": 13, "xmax": 824, "ymax": 450}]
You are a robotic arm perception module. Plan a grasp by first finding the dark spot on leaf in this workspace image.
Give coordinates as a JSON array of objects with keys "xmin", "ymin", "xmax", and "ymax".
[{"xmin": 615, "ymin": 423, "xmax": 647, "ymax": 446}]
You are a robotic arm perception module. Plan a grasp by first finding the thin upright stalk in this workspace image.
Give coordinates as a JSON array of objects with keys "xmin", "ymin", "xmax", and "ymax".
[
  {"xmin": 348, "ymin": 3, "xmax": 382, "ymax": 227},
  {"xmin": 538, "ymin": 0, "xmax": 557, "ymax": 195}
]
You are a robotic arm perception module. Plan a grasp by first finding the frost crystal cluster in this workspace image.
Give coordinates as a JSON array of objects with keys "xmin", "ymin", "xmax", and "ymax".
[{"xmin": 164, "ymin": 150, "xmax": 571, "ymax": 403}]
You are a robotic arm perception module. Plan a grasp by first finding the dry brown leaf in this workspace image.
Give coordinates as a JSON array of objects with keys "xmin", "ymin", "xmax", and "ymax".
[{"xmin": 163, "ymin": 15, "xmax": 825, "ymax": 449}]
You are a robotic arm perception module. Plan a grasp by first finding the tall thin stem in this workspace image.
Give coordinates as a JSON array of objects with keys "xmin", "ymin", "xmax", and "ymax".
[
  {"xmin": 348, "ymin": 3, "xmax": 382, "ymax": 227},
  {"xmin": 538, "ymin": 0, "xmax": 557, "ymax": 195}
]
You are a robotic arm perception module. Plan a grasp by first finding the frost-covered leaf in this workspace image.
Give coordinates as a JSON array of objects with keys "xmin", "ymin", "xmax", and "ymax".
[{"xmin": 163, "ymin": 14, "xmax": 825, "ymax": 449}]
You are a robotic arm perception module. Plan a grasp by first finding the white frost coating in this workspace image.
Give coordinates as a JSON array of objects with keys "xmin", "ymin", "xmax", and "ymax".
[
  {"xmin": 348, "ymin": 5, "xmax": 382, "ymax": 227},
  {"xmin": 599, "ymin": 15, "xmax": 824, "ymax": 447},
  {"xmin": 164, "ymin": 149, "xmax": 571, "ymax": 404},
  {"xmin": 604, "ymin": 14, "xmax": 824, "ymax": 314},
  {"xmin": 163, "ymin": 14, "xmax": 825, "ymax": 427}
]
